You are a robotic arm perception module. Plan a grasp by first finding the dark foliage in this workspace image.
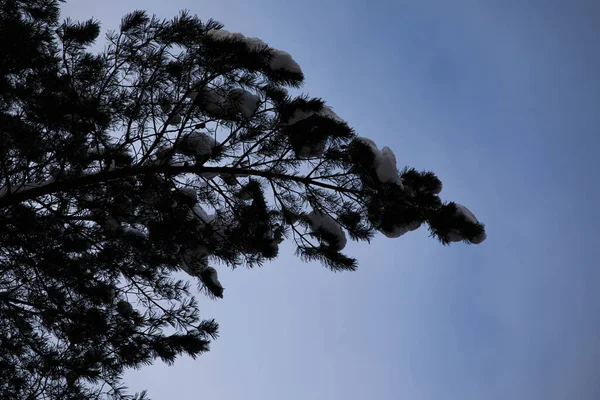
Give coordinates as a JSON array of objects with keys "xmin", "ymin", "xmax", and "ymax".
[{"xmin": 0, "ymin": 1, "xmax": 486, "ymax": 398}]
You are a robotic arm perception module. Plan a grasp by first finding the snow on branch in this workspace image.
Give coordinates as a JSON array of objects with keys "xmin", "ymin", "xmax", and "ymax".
[
  {"xmin": 206, "ymin": 28, "xmax": 303, "ymax": 75},
  {"xmin": 307, "ymin": 210, "xmax": 347, "ymax": 251},
  {"xmin": 354, "ymin": 137, "xmax": 403, "ymax": 187}
]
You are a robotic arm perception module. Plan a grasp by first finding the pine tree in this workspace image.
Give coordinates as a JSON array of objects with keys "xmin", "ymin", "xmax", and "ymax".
[{"xmin": 0, "ymin": 1, "xmax": 486, "ymax": 398}]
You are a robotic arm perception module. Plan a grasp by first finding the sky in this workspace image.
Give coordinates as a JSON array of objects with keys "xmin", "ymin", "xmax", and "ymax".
[{"xmin": 61, "ymin": 1, "xmax": 600, "ymax": 399}]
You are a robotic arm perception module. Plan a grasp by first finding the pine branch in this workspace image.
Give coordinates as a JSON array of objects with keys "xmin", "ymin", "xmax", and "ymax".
[
  {"xmin": 0, "ymin": 4, "xmax": 486, "ymax": 398},
  {"xmin": 0, "ymin": 164, "xmax": 360, "ymax": 209}
]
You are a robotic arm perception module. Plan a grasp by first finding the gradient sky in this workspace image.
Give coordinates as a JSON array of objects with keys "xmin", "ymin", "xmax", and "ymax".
[{"xmin": 61, "ymin": 1, "xmax": 600, "ymax": 399}]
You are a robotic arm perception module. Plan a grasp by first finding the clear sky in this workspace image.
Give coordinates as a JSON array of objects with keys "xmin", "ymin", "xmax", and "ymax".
[{"xmin": 62, "ymin": 1, "xmax": 600, "ymax": 399}]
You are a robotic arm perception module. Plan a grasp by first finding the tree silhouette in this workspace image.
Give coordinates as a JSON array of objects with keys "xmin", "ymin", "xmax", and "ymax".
[{"xmin": 0, "ymin": 1, "xmax": 486, "ymax": 398}]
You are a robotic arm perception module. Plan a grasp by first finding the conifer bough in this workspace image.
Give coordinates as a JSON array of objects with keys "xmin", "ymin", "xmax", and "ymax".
[{"xmin": 0, "ymin": 1, "xmax": 486, "ymax": 399}]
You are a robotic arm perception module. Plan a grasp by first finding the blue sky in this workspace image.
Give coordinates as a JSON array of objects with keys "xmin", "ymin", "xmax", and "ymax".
[{"xmin": 62, "ymin": 1, "xmax": 600, "ymax": 399}]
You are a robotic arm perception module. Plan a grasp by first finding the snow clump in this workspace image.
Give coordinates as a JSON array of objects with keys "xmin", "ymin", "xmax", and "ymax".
[
  {"xmin": 229, "ymin": 88, "xmax": 260, "ymax": 118},
  {"xmin": 446, "ymin": 204, "xmax": 487, "ymax": 244},
  {"xmin": 307, "ymin": 210, "xmax": 347, "ymax": 251},
  {"xmin": 180, "ymin": 132, "xmax": 220, "ymax": 157},
  {"xmin": 354, "ymin": 137, "xmax": 403, "ymax": 188},
  {"xmin": 379, "ymin": 220, "xmax": 422, "ymax": 239},
  {"xmin": 206, "ymin": 29, "xmax": 302, "ymax": 75}
]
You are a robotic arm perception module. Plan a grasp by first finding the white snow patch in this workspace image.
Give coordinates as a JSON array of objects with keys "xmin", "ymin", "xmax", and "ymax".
[
  {"xmin": 181, "ymin": 246, "xmax": 209, "ymax": 276},
  {"xmin": 286, "ymin": 109, "xmax": 314, "ymax": 126},
  {"xmin": 270, "ymin": 49, "xmax": 302, "ymax": 74},
  {"xmin": 245, "ymin": 36, "xmax": 268, "ymax": 50},
  {"xmin": 206, "ymin": 29, "xmax": 233, "ymax": 41},
  {"xmin": 307, "ymin": 211, "xmax": 347, "ymax": 250},
  {"xmin": 447, "ymin": 230, "xmax": 464, "ymax": 243},
  {"xmin": 182, "ymin": 132, "xmax": 219, "ymax": 157},
  {"xmin": 201, "ymin": 89, "xmax": 226, "ymax": 114},
  {"xmin": 354, "ymin": 137, "xmax": 403, "ymax": 188},
  {"xmin": 470, "ymin": 231, "xmax": 487, "ymax": 244},
  {"xmin": 455, "ymin": 204, "xmax": 478, "ymax": 225},
  {"xmin": 379, "ymin": 220, "xmax": 421, "ymax": 238},
  {"xmin": 230, "ymin": 32, "xmax": 245, "ymax": 41},
  {"xmin": 187, "ymin": 206, "xmax": 219, "ymax": 236},
  {"xmin": 297, "ymin": 141, "xmax": 326, "ymax": 158},
  {"xmin": 355, "ymin": 137, "xmax": 378, "ymax": 150},
  {"xmin": 377, "ymin": 147, "xmax": 401, "ymax": 185},
  {"xmin": 439, "ymin": 204, "xmax": 486, "ymax": 244},
  {"xmin": 285, "ymin": 105, "xmax": 347, "ymax": 157},
  {"xmin": 454, "ymin": 203, "xmax": 486, "ymax": 244},
  {"xmin": 286, "ymin": 105, "xmax": 346, "ymax": 126},
  {"xmin": 150, "ymin": 145, "xmax": 172, "ymax": 165},
  {"xmin": 230, "ymin": 89, "xmax": 260, "ymax": 118},
  {"xmin": 207, "ymin": 29, "xmax": 264, "ymax": 50},
  {"xmin": 201, "ymin": 87, "xmax": 260, "ymax": 118},
  {"xmin": 206, "ymin": 29, "xmax": 302, "ymax": 75},
  {"xmin": 319, "ymin": 106, "xmax": 345, "ymax": 124},
  {"xmin": 380, "ymin": 225, "xmax": 411, "ymax": 238}
]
